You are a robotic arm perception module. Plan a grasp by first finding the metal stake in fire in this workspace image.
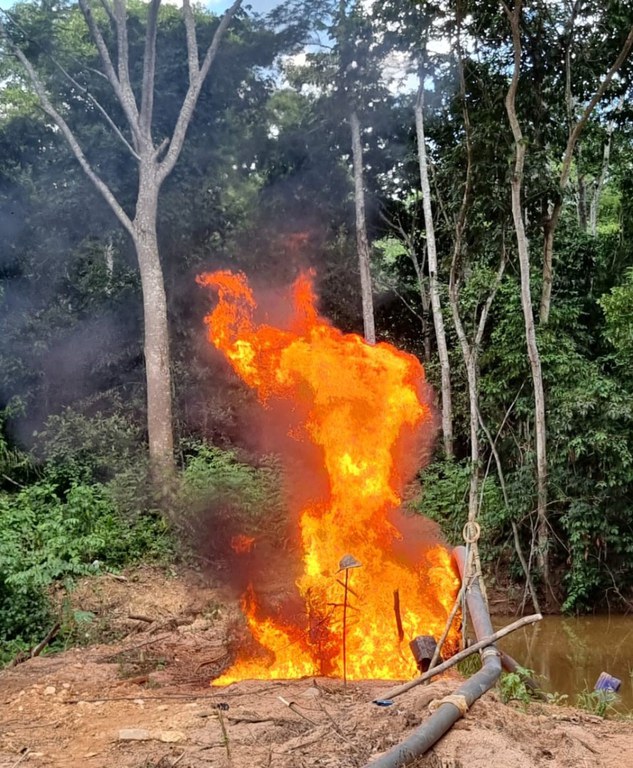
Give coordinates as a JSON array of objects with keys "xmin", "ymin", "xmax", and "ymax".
[{"xmin": 338, "ymin": 554, "xmax": 362, "ymax": 689}]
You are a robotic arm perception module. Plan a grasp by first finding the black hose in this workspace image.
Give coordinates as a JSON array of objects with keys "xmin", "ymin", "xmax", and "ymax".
[{"xmin": 363, "ymin": 545, "xmax": 502, "ymax": 768}]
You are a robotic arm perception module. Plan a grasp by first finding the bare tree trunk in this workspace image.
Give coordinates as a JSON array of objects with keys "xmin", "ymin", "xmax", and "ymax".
[
  {"xmin": 448, "ymin": 10, "xmax": 483, "ymax": 524},
  {"xmin": 134, "ymin": 165, "xmax": 173, "ymax": 478},
  {"xmin": 415, "ymin": 77, "xmax": 453, "ymax": 457},
  {"xmin": 410, "ymin": 249, "xmax": 432, "ymax": 363},
  {"xmin": 349, "ymin": 109, "xmax": 376, "ymax": 344},
  {"xmin": 577, "ymin": 173, "xmax": 588, "ymax": 232},
  {"xmin": 590, "ymin": 132, "xmax": 612, "ymax": 236},
  {"xmin": 450, "ymin": 258, "xmax": 505, "ymax": 525},
  {"xmin": 503, "ymin": 0, "xmax": 551, "ymax": 597}
]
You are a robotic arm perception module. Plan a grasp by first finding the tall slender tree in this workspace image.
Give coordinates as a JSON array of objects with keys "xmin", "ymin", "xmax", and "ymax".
[
  {"xmin": 502, "ymin": 0, "xmax": 551, "ymax": 595},
  {"xmin": 336, "ymin": 0, "xmax": 376, "ymax": 343}
]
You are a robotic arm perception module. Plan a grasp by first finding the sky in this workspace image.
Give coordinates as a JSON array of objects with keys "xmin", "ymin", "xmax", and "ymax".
[
  {"xmin": 0, "ymin": 1, "xmax": 285, "ymax": 12},
  {"xmin": 211, "ymin": 0, "xmax": 282, "ymax": 11}
]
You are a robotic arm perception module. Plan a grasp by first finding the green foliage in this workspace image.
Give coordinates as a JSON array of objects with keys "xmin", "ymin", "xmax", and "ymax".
[
  {"xmin": 415, "ymin": 460, "xmax": 470, "ymax": 545},
  {"xmin": 36, "ymin": 405, "xmax": 144, "ymax": 485},
  {"xmin": 0, "ymin": 478, "xmax": 173, "ymax": 652},
  {"xmin": 179, "ymin": 441, "xmax": 283, "ymax": 520},
  {"xmin": 498, "ymin": 667, "xmax": 534, "ymax": 707},
  {"xmin": 601, "ymin": 269, "xmax": 633, "ymax": 366},
  {"xmin": 415, "ymin": 459, "xmax": 506, "ymax": 556},
  {"xmin": 0, "ymin": 412, "xmax": 33, "ymax": 487},
  {"xmin": 575, "ymin": 689, "xmax": 617, "ymax": 718},
  {"xmin": 456, "ymin": 653, "xmax": 482, "ymax": 677}
]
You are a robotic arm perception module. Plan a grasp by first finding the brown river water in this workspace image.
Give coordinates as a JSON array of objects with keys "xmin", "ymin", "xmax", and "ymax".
[{"xmin": 493, "ymin": 615, "xmax": 633, "ymax": 711}]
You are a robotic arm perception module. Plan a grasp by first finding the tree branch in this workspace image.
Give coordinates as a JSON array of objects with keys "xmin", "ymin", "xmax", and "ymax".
[
  {"xmin": 78, "ymin": 0, "xmax": 140, "ymax": 146},
  {"xmin": 540, "ymin": 19, "xmax": 633, "ymax": 323},
  {"xmin": 5, "ymin": 35, "xmax": 134, "ymax": 238},
  {"xmin": 112, "ymin": 0, "xmax": 137, "ymax": 115},
  {"xmin": 51, "ymin": 55, "xmax": 139, "ymax": 159},
  {"xmin": 182, "ymin": 0, "xmax": 200, "ymax": 81},
  {"xmin": 1, "ymin": 7, "xmax": 137, "ymax": 159},
  {"xmin": 140, "ymin": 0, "xmax": 161, "ymax": 137},
  {"xmin": 158, "ymin": 0, "xmax": 242, "ymax": 181},
  {"xmin": 97, "ymin": 0, "xmax": 116, "ymax": 31},
  {"xmin": 559, "ymin": 24, "xmax": 633, "ymax": 190}
]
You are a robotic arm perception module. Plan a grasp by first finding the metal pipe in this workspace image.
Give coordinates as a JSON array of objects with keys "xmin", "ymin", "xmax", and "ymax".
[{"xmin": 364, "ymin": 546, "xmax": 502, "ymax": 768}]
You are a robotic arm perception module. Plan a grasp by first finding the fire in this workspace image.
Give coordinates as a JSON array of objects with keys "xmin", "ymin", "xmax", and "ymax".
[
  {"xmin": 230, "ymin": 534, "xmax": 255, "ymax": 554},
  {"xmin": 197, "ymin": 269, "xmax": 459, "ymax": 683}
]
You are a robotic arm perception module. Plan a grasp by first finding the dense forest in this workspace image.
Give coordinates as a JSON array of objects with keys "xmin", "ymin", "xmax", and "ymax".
[{"xmin": 1, "ymin": 0, "xmax": 633, "ymax": 658}]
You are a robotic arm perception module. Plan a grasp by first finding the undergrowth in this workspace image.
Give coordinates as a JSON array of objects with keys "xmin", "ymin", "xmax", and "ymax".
[
  {"xmin": 575, "ymin": 688, "xmax": 618, "ymax": 718},
  {"xmin": 0, "ymin": 422, "xmax": 284, "ymax": 664},
  {"xmin": 497, "ymin": 666, "xmax": 534, "ymax": 707},
  {"xmin": 0, "ymin": 479, "xmax": 173, "ymax": 663}
]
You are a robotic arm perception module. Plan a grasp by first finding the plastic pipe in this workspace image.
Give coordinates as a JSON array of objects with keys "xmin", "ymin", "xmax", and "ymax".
[{"xmin": 364, "ymin": 545, "xmax": 502, "ymax": 768}]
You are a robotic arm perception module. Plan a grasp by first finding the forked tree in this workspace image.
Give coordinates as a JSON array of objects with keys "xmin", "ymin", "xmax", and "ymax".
[{"xmin": 1, "ymin": 0, "xmax": 242, "ymax": 482}]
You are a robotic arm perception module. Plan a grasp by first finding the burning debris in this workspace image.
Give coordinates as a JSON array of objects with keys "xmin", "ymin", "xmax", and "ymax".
[{"xmin": 197, "ymin": 269, "xmax": 460, "ymax": 684}]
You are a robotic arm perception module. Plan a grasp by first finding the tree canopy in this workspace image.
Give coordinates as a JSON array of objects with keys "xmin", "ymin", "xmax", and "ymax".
[{"xmin": 2, "ymin": 0, "xmax": 633, "ymax": 649}]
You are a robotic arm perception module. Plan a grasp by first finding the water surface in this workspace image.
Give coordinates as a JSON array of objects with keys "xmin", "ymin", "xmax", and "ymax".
[{"xmin": 493, "ymin": 615, "xmax": 633, "ymax": 711}]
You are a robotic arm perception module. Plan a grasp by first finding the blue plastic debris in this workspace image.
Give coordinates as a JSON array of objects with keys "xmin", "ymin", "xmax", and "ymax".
[
  {"xmin": 594, "ymin": 672, "xmax": 621, "ymax": 693},
  {"xmin": 374, "ymin": 699, "xmax": 394, "ymax": 707}
]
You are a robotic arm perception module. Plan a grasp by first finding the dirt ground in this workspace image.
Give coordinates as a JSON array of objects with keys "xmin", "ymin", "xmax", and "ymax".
[{"xmin": 1, "ymin": 567, "xmax": 632, "ymax": 768}]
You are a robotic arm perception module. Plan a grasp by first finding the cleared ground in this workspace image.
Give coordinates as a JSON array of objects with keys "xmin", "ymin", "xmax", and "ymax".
[{"xmin": 1, "ymin": 567, "xmax": 632, "ymax": 768}]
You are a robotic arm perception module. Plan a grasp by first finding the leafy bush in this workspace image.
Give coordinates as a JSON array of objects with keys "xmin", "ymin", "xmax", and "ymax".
[
  {"xmin": 178, "ymin": 442, "xmax": 283, "ymax": 519},
  {"xmin": 498, "ymin": 667, "xmax": 534, "ymax": 707},
  {"xmin": 35, "ymin": 405, "xmax": 144, "ymax": 485},
  {"xmin": 414, "ymin": 458, "xmax": 506, "ymax": 555},
  {"xmin": 0, "ymin": 478, "xmax": 173, "ymax": 654}
]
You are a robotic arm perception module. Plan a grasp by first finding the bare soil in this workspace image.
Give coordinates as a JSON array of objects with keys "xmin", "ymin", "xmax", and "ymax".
[{"xmin": 1, "ymin": 567, "xmax": 632, "ymax": 768}]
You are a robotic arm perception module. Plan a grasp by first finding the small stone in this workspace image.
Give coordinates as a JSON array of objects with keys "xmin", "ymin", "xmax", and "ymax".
[
  {"xmin": 118, "ymin": 728, "xmax": 151, "ymax": 741},
  {"xmin": 63, "ymin": 683, "xmax": 71, "ymax": 689},
  {"xmin": 159, "ymin": 730, "xmax": 185, "ymax": 743},
  {"xmin": 134, "ymin": 699, "xmax": 144, "ymax": 706},
  {"xmin": 44, "ymin": 686, "xmax": 56, "ymax": 696},
  {"xmin": 157, "ymin": 705, "xmax": 168, "ymax": 711}
]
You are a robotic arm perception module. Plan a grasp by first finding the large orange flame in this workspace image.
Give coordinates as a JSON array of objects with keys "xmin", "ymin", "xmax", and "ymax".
[{"xmin": 197, "ymin": 270, "xmax": 459, "ymax": 683}]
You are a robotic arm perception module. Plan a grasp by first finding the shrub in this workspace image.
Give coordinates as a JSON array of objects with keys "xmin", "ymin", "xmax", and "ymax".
[
  {"xmin": 0, "ymin": 478, "xmax": 173, "ymax": 654},
  {"xmin": 175, "ymin": 441, "xmax": 284, "ymax": 529},
  {"xmin": 35, "ymin": 404, "xmax": 144, "ymax": 485}
]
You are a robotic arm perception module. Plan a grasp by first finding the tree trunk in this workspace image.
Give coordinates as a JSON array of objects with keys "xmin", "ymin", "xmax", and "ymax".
[
  {"xmin": 590, "ymin": 133, "xmax": 612, "ymax": 236},
  {"xmin": 410, "ymin": 249, "xmax": 431, "ymax": 363},
  {"xmin": 134, "ymin": 164, "xmax": 174, "ymax": 482},
  {"xmin": 415, "ymin": 81, "xmax": 453, "ymax": 457},
  {"xmin": 349, "ymin": 109, "xmax": 376, "ymax": 344},
  {"xmin": 504, "ymin": 0, "xmax": 551, "ymax": 597},
  {"xmin": 577, "ymin": 173, "xmax": 588, "ymax": 232}
]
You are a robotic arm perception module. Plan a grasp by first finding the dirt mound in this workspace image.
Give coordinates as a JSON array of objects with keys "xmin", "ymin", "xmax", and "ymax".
[{"xmin": 1, "ymin": 568, "xmax": 632, "ymax": 768}]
